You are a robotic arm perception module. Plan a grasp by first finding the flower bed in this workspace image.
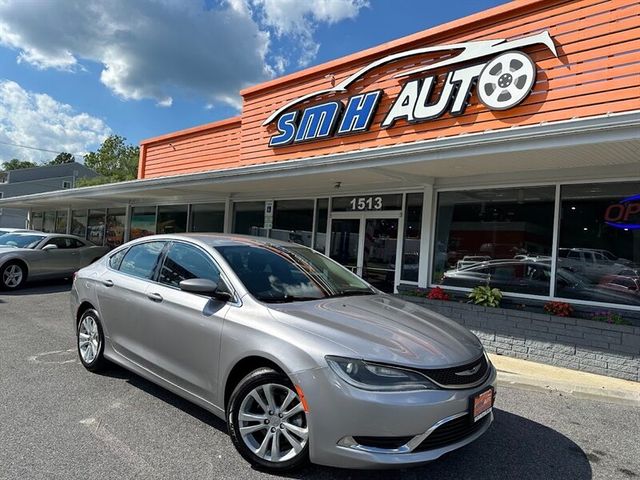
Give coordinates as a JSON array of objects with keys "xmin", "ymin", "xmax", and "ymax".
[{"xmin": 398, "ymin": 292, "xmax": 640, "ymax": 382}]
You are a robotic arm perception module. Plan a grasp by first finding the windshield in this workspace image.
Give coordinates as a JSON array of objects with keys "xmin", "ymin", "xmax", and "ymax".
[
  {"xmin": 0, "ymin": 233, "xmax": 46, "ymax": 249},
  {"xmin": 215, "ymin": 244, "xmax": 374, "ymax": 303}
]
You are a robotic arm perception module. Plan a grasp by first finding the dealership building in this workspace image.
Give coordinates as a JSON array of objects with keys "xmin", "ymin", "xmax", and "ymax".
[{"xmin": 2, "ymin": 0, "xmax": 640, "ymax": 314}]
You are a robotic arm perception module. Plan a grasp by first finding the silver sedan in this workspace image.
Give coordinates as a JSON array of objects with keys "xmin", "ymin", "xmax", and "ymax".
[
  {"xmin": 71, "ymin": 234, "xmax": 496, "ymax": 472},
  {"xmin": 0, "ymin": 232, "xmax": 109, "ymax": 289}
]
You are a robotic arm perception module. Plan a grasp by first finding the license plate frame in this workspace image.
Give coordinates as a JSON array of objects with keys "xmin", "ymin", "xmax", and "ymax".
[{"xmin": 470, "ymin": 387, "xmax": 494, "ymax": 423}]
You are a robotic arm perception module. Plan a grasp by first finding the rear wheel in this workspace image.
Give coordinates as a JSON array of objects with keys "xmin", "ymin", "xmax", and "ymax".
[
  {"xmin": 1, "ymin": 262, "xmax": 26, "ymax": 290},
  {"xmin": 227, "ymin": 368, "xmax": 309, "ymax": 472},
  {"xmin": 77, "ymin": 309, "xmax": 107, "ymax": 372}
]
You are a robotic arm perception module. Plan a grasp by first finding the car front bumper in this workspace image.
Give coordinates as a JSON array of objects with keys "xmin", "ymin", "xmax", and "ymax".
[{"xmin": 291, "ymin": 361, "xmax": 497, "ymax": 469}]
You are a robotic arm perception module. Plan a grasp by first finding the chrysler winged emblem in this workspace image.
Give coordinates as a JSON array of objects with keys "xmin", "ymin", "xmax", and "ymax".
[{"xmin": 455, "ymin": 363, "xmax": 482, "ymax": 376}]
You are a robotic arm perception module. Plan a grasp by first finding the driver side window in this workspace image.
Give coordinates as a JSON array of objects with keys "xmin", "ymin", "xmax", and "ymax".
[
  {"xmin": 45, "ymin": 237, "xmax": 76, "ymax": 249},
  {"xmin": 159, "ymin": 242, "xmax": 222, "ymax": 288}
]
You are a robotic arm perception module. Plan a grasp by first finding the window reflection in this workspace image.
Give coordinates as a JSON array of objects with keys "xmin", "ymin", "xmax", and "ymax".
[
  {"xmin": 556, "ymin": 183, "xmax": 640, "ymax": 306},
  {"xmin": 271, "ymin": 199, "xmax": 314, "ymax": 246},
  {"xmin": 434, "ymin": 187, "xmax": 555, "ymax": 295}
]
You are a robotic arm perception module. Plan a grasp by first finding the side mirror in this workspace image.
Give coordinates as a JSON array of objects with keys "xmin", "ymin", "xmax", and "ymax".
[
  {"xmin": 42, "ymin": 244, "xmax": 58, "ymax": 251},
  {"xmin": 179, "ymin": 278, "xmax": 233, "ymax": 302}
]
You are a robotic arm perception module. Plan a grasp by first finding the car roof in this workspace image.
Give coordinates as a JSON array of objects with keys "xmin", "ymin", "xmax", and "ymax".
[{"xmin": 147, "ymin": 233, "xmax": 307, "ymax": 249}]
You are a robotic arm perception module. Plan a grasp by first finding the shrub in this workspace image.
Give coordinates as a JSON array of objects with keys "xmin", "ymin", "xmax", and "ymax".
[
  {"xmin": 544, "ymin": 301, "xmax": 574, "ymax": 317},
  {"xmin": 590, "ymin": 311, "xmax": 631, "ymax": 325},
  {"xmin": 468, "ymin": 285, "xmax": 502, "ymax": 307},
  {"xmin": 427, "ymin": 287, "xmax": 450, "ymax": 301}
]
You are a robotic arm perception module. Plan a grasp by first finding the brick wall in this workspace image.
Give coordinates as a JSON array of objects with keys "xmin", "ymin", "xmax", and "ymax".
[{"xmin": 399, "ymin": 296, "xmax": 640, "ymax": 382}]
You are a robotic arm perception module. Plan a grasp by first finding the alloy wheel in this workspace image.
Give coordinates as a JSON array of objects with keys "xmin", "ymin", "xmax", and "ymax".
[
  {"xmin": 238, "ymin": 383, "xmax": 308, "ymax": 463},
  {"xmin": 3, "ymin": 264, "xmax": 23, "ymax": 288},
  {"xmin": 78, "ymin": 315, "xmax": 101, "ymax": 364}
]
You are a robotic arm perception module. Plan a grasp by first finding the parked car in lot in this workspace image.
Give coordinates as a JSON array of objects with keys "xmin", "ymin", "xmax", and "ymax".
[
  {"xmin": 71, "ymin": 234, "xmax": 496, "ymax": 471},
  {"xmin": 0, "ymin": 227, "xmax": 35, "ymax": 237},
  {"xmin": 0, "ymin": 232, "xmax": 109, "ymax": 289},
  {"xmin": 441, "ymin": 259, "xmax": 640, "ymax": 305}
]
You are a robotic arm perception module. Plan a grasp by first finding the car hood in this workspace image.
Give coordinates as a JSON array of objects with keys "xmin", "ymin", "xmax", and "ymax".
[
  {"xmin": 267, "ymin": 294, "xmax": 483, "ymax": 368},
  {"xmin": 0, "ymin": 246, "xmax": 28, "ymax": 254}
]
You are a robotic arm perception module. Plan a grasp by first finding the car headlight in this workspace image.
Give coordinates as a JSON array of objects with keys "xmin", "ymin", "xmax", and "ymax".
[{"xmin": 325, "ymin": 356, "xmax": 438, "ymax": 391}]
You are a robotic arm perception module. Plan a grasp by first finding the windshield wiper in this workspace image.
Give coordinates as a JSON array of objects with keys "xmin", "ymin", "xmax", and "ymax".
[
  {"xmin": 261, "ymin": 296, "xmax": 323, "ymax": 303},
  {"xmin": 328, "ymin": 289, "xmax": 375, "ymax": 298}
]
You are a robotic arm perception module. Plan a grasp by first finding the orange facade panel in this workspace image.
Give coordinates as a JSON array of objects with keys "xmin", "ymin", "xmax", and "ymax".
[
  {"xmin": 138, "ymin": 0, "xmax": 640, "ymax": 179},
  {"xmin": 140, "ymin": 117, "xmax": 241, "ymax": 179},
  {"xmin": 239, "ymin": 0, "xmax": 640, "ymax": 167}
]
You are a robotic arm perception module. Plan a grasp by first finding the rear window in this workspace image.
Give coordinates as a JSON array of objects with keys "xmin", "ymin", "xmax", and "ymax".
[{"xmin": 109, "ymin": 249, "xmax": 127, "ymax": 270}]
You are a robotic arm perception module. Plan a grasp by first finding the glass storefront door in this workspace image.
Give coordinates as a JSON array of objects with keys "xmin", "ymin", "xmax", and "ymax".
[
  {"xmin": 329, "ymin": 215, "xmax": 400, "ymax": 293},
  {"xmin": 329, "ymin": 218, "xmax": 360, "ymax": 274},
  {"xmin": 362, "ymin": 218, "xmax": 398, "ymax": 293}
]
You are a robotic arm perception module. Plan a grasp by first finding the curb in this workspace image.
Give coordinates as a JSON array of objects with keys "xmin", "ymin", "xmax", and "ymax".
[{"xmin": 495, "ymin": 370, "xmax": 640, "ymax": 407}]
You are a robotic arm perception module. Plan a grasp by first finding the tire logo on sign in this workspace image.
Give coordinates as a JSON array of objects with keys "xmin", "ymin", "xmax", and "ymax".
[{"xmin": 477, "ymin": 51, "xmax": 537, "ymax": 110}]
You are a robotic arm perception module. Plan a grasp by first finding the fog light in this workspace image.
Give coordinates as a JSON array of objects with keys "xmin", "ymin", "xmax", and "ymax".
[{"xmin": 337, "ymin": 436, "xmax": 357, "ymax": 448}]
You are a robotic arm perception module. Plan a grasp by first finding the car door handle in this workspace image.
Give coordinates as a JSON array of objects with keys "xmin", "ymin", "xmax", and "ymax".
[
  {"xmin": 101, "ymin": 279, "xmax": 114, "ymax": 287},
  {"xmin": 147, "ymin": 292, "xmax": 163, "ymax": 302}
]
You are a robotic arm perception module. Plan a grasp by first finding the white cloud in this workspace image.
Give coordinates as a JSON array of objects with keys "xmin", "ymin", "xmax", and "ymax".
[
  {"xmin": 0, "ymin": 0, "xmax": 272, "ymax": 109},
  {"xmin": 250, "ymin": 0, "xmax": 369, "ymax": 66},
  {"xmin": 0, "ymin": 0, "xmax": 368, "ymax": 108},
  {"xmin": 0, "ymin": 80, "xmax": 111, "ymax": 163}
]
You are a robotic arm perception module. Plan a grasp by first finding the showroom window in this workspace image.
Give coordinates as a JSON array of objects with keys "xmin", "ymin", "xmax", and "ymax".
[
  {"xmin": 71, "ymin": 210, "xmax": 87, "ymax": 238},
  {"xmin": 42, "ymin": 211, "xmax": 55, "ymax": 233},
  {"xmin": 157, "ymin": 205, "xmax": 188, "ymax": 234},
  {"xmin": 401, "ymin": 193, "xmax": 423, "ymax": 282},
  {"xmin": 271, "ymin": 199, "xmax": 314, "ymax": 247},
  {"xmin": 87, "ymin": 209, "xmax": 106, "ymax": 246},
  {"xmin": 556, "ymin": 182, "xmax": 640, "ymax": 307},
  {"xmin": 31, "ymin": 212, "xmax": 43, "ymax": 231},
  {"xmin": 106, "ymin": 208, "xmax": 126, "ymax": 249},
  {"xmin": 233, "ymin": 202, "xmax": 265, "ymax": 236},
  {"xmin": 130, "ymin": 206, "xmax": 157, "ymax": 239},
  {"xmin": 190, "ymin": 203, "xmax": 224, "ymax": 232},
  {"xmin": 54, "ymin": 210, "xmax": 68, "ymax": 234},
  {"xmin": 314, "ymin": 198, "xmax": 328, "ymax": 253},
  {"xmin": 433, "ymin": 186, "xmax": 555, "ymax": 295}
]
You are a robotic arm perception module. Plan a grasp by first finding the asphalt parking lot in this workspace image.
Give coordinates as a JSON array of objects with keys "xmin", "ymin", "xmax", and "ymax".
[{"xmin": 1, "ymin": 282, "xmax": 639, "ymax": 480}]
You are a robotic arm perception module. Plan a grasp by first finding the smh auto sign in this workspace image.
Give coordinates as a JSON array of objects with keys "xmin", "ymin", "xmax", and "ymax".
[{"xmin": 264, "ymin": 31, "xmax": 557, "ymax": 148}]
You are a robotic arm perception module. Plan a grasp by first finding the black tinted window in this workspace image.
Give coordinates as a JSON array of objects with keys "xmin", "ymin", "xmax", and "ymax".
[
  {"xmin": 159, "ymin": 242, "xmax": 221, "ymax": 288},
  {"xmin": 46, "ymin": 237, "xmax": 80, "ymax": 249},
  {"xmin": 119, "ymin": 242, "xmax": 165, "ymax": 280}
]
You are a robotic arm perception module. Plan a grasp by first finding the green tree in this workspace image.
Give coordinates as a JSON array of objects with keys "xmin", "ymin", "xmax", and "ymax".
[
  {"xmin": 48, "ymin": 152, "xmax": 75, "ymax": 165},
  {"xmin": 79, "ymin": 135, "xmax": 139, "ymax": 187},
  {"xmin": 1, "ymin": 158, "xmax": 38, "ymax": 170}
]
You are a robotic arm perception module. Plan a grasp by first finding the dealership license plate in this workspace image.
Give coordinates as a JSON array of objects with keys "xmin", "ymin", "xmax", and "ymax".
[{"xmin": 472, "ymin": 388, "xmax": 493, "ymax": 423}]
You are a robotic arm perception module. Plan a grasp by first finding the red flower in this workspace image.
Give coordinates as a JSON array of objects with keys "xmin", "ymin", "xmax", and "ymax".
[
  {"xmin": 427, "ymin": 287, "xmax": 450, "ymax": 301},
  {"xmin": 544, "ymin": 301, "xmax": 574, "ymax": 317}
]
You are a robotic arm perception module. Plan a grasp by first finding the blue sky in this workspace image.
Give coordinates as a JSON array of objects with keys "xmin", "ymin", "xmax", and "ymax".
[{"xmin": 0, "ymin": 0, "xmax": 506, "ymax": 163}]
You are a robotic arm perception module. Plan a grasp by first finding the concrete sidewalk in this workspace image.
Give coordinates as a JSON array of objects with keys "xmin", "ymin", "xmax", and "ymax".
[{"xmin": 489, "ymin": 353, "xmax": 640, "ymax": 406}]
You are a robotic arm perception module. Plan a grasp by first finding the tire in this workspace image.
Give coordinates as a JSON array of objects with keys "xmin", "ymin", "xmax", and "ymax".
[
  {"xmin": 227, "ymin": 367, "xmax": 310, "ymax": 472},
  {"xmin": 77, "ymin": 309, "xmax": 107, "ymax": 372},
  {"xmin": 0, "ymin": 261, "xmax": 27, "ymax": 290}
]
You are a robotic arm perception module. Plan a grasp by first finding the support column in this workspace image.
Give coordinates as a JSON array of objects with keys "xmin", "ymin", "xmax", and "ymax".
[{"xmin": 418, "ymin": 184, "xmax": 435, "ymax": 289}]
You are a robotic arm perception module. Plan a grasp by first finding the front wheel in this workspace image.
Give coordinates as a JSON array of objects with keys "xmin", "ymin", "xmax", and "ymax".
[
  {"xmin": 77, "ymin": 309, "xmax": 107, "ymax": 372},
  {"xmin": 227, "ymin": 368, "xmax": 309, "ymax": 472},
  {"xmin": 1, "ymin": 262, "xmax": 26, "ymax": 290}
]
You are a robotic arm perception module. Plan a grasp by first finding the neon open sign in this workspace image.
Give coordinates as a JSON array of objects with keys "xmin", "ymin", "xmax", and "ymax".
[
  {"xmin": 604, "ymin": 194, "xmax": 640, "ymax": 230},
  {"xmin": 265, "ymin": 31, "xmax": 557, "ymax": 147}
]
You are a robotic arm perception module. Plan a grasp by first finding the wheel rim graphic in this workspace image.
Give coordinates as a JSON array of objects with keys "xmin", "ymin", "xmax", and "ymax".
[{"xmin": 477, "ymin": 51, "xmax": 537, "ymax": 110}]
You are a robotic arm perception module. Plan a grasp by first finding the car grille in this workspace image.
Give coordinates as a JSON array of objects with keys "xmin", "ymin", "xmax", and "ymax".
[
  {"xmin": 417, "ymin": 354, "xmax": 489, "ymax": 387},
  {"xmin": 413, "ymin": 413, "xmax": 492, "ymax": 452}
]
